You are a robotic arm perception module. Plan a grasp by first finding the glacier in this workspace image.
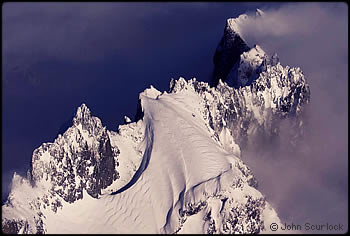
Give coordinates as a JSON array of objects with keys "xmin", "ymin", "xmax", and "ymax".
[{"xmin": 2, "ymin": 9, "xmax": 310, "ymax": 234}]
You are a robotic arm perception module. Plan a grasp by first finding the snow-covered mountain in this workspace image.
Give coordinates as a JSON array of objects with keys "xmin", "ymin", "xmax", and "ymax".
[
  {"xmin": 213, "ymin": 8, "xmax": 280, "ymax": 89},
  {"xmin": 2, "ymin": 9, "xmax": 310, "ymax": 234}
]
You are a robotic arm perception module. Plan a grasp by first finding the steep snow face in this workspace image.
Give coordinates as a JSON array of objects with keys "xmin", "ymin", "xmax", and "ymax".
[
  {"xmin": 2, "ymin": 69, "xmax": 309, "ymax": 233},
  {"xmin": 3, "ymin": 58, "xmax": 308, "ymax": 234},
  {"xmin": 3, "ymin": 85, "xmax": 279, "ymax": 233},
  {"xmin": 2, "ymin": 104, "xmax": 144, "ymax": 234},
  {"xmin": 2, "ymin": 86, "xmax": 284, "ymax": 234},
  {"xmin": 2, "ymin": 8, "xmax": 310, "ymax": 234}
]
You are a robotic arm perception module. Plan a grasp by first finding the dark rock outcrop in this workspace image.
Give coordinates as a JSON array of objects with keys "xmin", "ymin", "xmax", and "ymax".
[
  {"xmin": 31, "ymin": 104, "xmax": 120, "ymax": 203},
  {"xmin": 212, "ymin": 19, "xmax": 250, "ymax": 86}
]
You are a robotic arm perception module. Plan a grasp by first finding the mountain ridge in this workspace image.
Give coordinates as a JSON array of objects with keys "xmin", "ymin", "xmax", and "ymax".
[{"xmin": 2, "ymin": 9, "xmax": 310, "ymax": 234}]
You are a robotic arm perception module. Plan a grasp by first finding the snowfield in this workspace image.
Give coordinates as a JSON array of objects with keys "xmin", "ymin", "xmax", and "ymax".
[
  {"xmin": 2, "ymin": 9, "xmax": 310, "ymax": 234},
  {"xmin": 2, "ymin": 85, "xmax": 283, "ymax": 234}
]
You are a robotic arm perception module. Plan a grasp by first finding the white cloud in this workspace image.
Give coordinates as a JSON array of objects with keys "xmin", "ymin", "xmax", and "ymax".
[{"xmin": 237, "ymin": 2, "xmax": 348, "ymax": 232}]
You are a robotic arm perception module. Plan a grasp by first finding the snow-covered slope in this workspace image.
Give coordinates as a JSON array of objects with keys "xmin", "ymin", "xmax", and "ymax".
[
  {"xmin": 2, "ymin": 89, "xmax": 283, "ymax": 234},
  {"xmin": 2, "ymin": 104, "xmax": 145, "ymax": 233},
  {"xmin": 170, "ymin": 65, "xmax": 309, "ymax": 152},
  {"xmin": 2, "ymin": 9, "xmax": 310, "ymax": 234}
]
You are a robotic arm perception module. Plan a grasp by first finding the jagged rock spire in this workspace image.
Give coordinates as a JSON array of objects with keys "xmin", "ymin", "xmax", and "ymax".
[
  {"xmin": 73, "ymin": 103, "xmax": 92, "ymax": 126},
  {"xmin": 255, "ymin": 8, "xmax": 265, "ymax": 17},
  {"xmin": 72, "ymin": 103, "xmax": 104, "ymax": 137},
  {"xmin": 212, "ymin": 10, "xmax": 282, "ymax": 89},
  {"xmin": 212, "ymin": 17, "xmax": 250, "ymax": 86}
]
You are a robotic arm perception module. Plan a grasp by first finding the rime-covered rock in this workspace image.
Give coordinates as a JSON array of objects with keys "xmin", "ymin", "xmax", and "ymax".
[
  {"xmin": 2, "ymin": 9, "xmax": 310, "ymax": 234},
  {"xmin": 170, "ymin": 60, "xmax": 310, "ymax": 151},
  {"xmin": 31, "ymin": 103, "xmax": 120, "ymax": 202}
]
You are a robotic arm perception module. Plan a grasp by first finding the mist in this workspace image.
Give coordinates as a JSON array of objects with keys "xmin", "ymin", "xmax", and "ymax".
[
  {"xmin": 237, "ymin": 3, "xmax": 348, "ymax": 233},
  {"xmin": 2, "ymin": 2, "xmax": 347, "ymax": 232},
  {"xmin": 2, "ymin": 1, "xmax": 267, "ymax": 203}
]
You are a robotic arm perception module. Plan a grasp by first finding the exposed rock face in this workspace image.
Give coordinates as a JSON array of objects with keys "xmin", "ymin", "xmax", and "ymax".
[
  {"xmin": 2, "ymin": 9, "xmax": 310, "ymax": 234},
  {"xmin": 176, "ymin": 193, "xmax": 267, "ymax": 234},
  {"xmin": 170, "ymin": 61, "xmax": 310, "ymax": 151},
  {"xmin": 208, "ymin": 9, "xmax": 311, "ymax": 150},
  {"xmin": 2, "ymin": 104, "xmax": 143, "ymax": 234},
  {"xmin": 2, "ymin": 219, "xmax": 30, "ymax": 234},
  {"xmin": 31, "ymin": 104, "xmax": 120, "ymax": 203},
  {"xmin": 227, "ymin": 45, "xmax": 269, "ymax": 88},
  {"xmin": 212, "ymin": 16, "xmax": 250, "ymax": 86},
  {"xmin": 213, "ymin": 10, "xmax": 282, "ymax": 90}
]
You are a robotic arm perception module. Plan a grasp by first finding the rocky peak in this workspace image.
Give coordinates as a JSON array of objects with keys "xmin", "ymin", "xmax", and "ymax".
[
  {"xmin": 213, "ymin": 10, "xmax": 268, "ymax": 87},
  {"xmin": 255, "ymin": 8, "xmax": 265, "ymax": 17},
  {"xmin": 170, "ymin": 58, "xmax": 310, "ymax": 150},
  {"xmin": 72, "ymin": 103, "xmax": 104, "ymax": 137},
  {"xmin": 73, "ymin": 103, "xmax": 91, "ymax": 124},
  {"xmin": 30, "ymin": 103, "xmax": 120, "ymax": 205},
  {"xmin": 212, "ymin": 15, "xmax": 250, "ymax": 86},
  {"xmin": 2, "ymin": 8, "xmax": 310, "ymax": 234}
]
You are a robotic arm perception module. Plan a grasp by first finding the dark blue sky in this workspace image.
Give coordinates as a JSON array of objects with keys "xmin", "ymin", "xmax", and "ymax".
[
  {"xmin": 2, "ymin": 2, "xmax": 274, "ymax": 195},
  {"xmin": 2, "ymin": 2, "xmax": 348, "ymax": 231}
]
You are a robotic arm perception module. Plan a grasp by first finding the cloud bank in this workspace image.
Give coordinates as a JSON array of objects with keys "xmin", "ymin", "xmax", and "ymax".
[
  {"xmin": 2, "ymin": 3, "xmax": 347, "ymax": 232},
  {"xmin": 236, "ymin": 2, "xmax": 348, "ymax": 233}
]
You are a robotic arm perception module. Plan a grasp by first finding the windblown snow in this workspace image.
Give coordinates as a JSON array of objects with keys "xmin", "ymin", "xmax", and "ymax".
[
  {"xmin": 2, "ymin": 9, "xmax": 310, "ymax": 234},
  {"xmin": 2, "ymin": 86, "xmax": 283, "ymax": 233}
]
